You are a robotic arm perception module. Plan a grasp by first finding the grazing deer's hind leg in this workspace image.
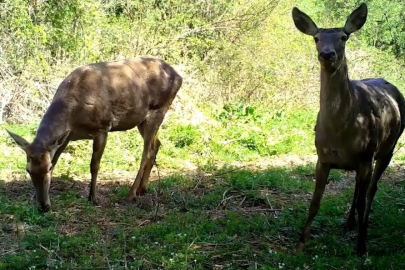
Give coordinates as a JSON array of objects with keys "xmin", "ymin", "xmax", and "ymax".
[
  {"xmin": 136, "ymin": 132, "xmax": 161, "ymax": 195},
  {"xmin": 126, "ymin": 111, "xmax": 165, "ymax": 202},
  {"xmin": 295, "ymin": 160, "xmax": 330, "ymax": 253},
  {"xmin": 89, "ymin": 132, "xmax": 108, "ymax": 204}
]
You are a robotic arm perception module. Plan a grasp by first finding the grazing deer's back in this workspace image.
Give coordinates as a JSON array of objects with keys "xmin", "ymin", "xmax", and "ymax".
[{"xmin": 44, "ymin": 57, "xmax": 182, "ymax": 139}]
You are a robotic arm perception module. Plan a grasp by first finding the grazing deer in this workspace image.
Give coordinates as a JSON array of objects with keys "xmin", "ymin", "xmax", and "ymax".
[
  {"xmin": 7, "ymin": 57, "xmax": 182, "ymax": 212},
  {"xmin": 292, "ymin": 3, "xmax": 405, "ymax": 256}
]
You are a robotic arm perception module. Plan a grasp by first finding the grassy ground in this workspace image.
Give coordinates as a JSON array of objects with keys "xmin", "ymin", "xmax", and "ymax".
[{"xmin": 1, "ymin": 108, "xmax": 405, "ymax": 269}]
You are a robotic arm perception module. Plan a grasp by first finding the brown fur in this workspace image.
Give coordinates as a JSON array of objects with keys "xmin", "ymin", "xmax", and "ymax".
[
  {"xmin": 7, "ymin": 57, "xmax": 182, "ymax": 212},
  {"xmin": 292, "ymin": 3, "xmax": 405, "ymax": 256}
]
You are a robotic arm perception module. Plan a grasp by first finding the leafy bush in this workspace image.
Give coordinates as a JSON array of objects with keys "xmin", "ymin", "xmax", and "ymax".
[
  {"xmin": 316, "ymin": 0, "xmax": 405, "ymax": 59},
  {"xmin": 1, "ymin": 0, "xmax": 405, "ymax": 125},
  {"xmin": 169, "ymin": 125, "xmax": 201, "ymax": 148}
]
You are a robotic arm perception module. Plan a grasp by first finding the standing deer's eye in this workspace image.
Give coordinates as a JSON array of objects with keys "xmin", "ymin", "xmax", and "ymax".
[
  {"xmin": 314, "ymin": 37, "xmax": 319, "ymax": 43},
  {"xmin": 48, "ymin": 165, "xmax": 53, "ymax": 172}
]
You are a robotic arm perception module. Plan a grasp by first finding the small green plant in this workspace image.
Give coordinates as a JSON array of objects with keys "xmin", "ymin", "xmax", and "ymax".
[{"xmin": 169, "ymin": 124, "xmax": 201, "ymax": 148}]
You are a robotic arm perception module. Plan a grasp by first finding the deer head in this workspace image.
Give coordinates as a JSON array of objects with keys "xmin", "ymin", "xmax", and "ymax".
[
  {"xmin": 292, "ymin": 3, "xmax": 368, "ymax": 72},
  {"xmin": 6, "ymin": 129, "xmax": 70, "ymax": 212}
]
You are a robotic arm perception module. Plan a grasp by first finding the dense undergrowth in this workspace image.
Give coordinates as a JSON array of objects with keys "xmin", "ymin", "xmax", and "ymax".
[{"xmin": 1, "ymin": 0, "xmax": 405, "ymax": 269}]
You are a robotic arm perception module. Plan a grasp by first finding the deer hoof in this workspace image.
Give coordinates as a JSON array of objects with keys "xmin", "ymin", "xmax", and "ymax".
[
  {"xmin": 343, "ymin": 221, "xmax": 356, "ymax": 233},
  {"xmin": 136, "ymin": 187, "xmax": 147, "ymax": 196},
  {"xmin": 356, "ymin": 243, "xmax": 367, "ymax": 257},
  {"xmin": 88, "ymin": 196, "xmax": 98, "ymax": 206},
  {"xmin": 125, "ymin": 194, "xmax": 137, "ymax": 203},
  {"xmin": 294, "ymin": 242, "xmax": 305, "ymax": 254},
  {"xmin": 29, "ymin": 193, "xmax": 36, "ymax": 205}
]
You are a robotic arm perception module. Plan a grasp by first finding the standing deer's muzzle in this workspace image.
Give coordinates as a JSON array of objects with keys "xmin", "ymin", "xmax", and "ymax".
[{"xmin": 319, "ymin": 50, "xmax": 337, "ymax": 62}]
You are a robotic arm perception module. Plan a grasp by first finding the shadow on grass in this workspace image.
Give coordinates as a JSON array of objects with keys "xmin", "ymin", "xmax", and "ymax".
[{"xmin": 0, "ymin": 164, "xmax": 405, "ymax": 269}]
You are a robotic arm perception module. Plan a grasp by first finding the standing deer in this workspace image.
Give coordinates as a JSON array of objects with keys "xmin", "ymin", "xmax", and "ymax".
[
  {"xmin": 7, "ymin": 57, "xmax": 182, "ymax": 213},
  {"xmin": 292, "ymin": 3, "xmax": 405, "ymax": 256}
]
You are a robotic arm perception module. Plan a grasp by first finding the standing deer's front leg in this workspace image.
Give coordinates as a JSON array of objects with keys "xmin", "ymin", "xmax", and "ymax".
[
  {"xmin": 344, "ymin": 178, "xmax": 358, "ymax": 232},
  {"xmin": 356, "ymin": 160, "xmax": 373, "ymax": 257},
  {"xmin": 89, "ymin": 132, "xmax": 108, "ymax": 204},
  {"xmin": 295, "ymin": 160, "xmax": 330, "ymax": 253}
]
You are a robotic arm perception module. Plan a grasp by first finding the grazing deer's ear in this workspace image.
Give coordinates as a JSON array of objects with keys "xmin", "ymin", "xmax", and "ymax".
[
  {"xmin": 46, "ymin": 130, "xmax": 70, "ymax": 152},
  {"xmin": 292, "ymin": 7, "xmax": 318, "ymax": 36},
  {"xmin": 6, "ymin": 129, "xmax": 30, "ymax": 153},
  {"xmin": 344, "ymin": 3, "xmax": 368, "ymax": 34}
]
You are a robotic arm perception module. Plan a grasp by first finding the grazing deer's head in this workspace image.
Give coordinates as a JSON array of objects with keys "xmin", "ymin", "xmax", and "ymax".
[
  {"xmin": 6, "ymin": 130, "xmax": 70, "ymax": 212},
  {"xmin": 292, "ymin": 3, "xmax": 368, "ymax": 72}
]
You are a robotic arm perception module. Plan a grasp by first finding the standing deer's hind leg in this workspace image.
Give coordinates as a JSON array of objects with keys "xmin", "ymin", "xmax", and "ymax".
[
  {"xmin": 364, "ymin": 152, "xmax": 393, "ymax": 229},
  {"xmin": 126, "ymin": 111, "xmax": 165, "ymax": 202},
  {"xmin": 89, "ymin": 132, "xmax": 108, "ymax": 204}
]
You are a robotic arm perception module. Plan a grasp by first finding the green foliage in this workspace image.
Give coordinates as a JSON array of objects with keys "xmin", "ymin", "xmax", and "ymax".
[
  {"xmin": 2, "ymin": 1, "xmax": 405, "ymax": 268},
  {"xmin": 169, "ymin": 124, "xmax": 200, "ymax": 148},
  {"xmin": 316, "ymin": 0, "xmax": 405, "ymax": 60},
  {"xmin": 1, "ymin": 167, "xmax": 405, "ymax": 268}
]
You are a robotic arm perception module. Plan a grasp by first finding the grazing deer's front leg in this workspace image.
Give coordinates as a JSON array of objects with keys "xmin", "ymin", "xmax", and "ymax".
[
  {"xmin": 295, "ymin": 160, "xmax": 330, "ymax": 253},
  {"xmin": 356, "ymin": 161, "xmax": 373, "ymax": 256},
  {"xmin": 51, "ymin": 140, "xmax": 70, "ymax": 176},
  {"xmin": 89, "ymin": 133, "xmax": 108, "ymax": 204}
]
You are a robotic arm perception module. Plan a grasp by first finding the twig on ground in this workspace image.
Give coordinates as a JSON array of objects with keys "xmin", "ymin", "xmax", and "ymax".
[
  {"xmin": 218, "ymin": 189, "xmax": 243, "ymax": 209},
  {"xmin": 38, "ymin": 243, "xmax": 63, "ymax": 262},
  {"xmin": 241, "ymin": 208, "xmax": 282, "ymax": 213},
  {"xmin": 0, "ymin": 249, "xmax": 18, "ymax": 257},
  {"xmin": 213, "ymin": 166, "xmax": 248, "ymax": 178},
  {"xmin": 192, "ymin": 176, "xmax": 203, "ymax": 190},
  {"xmin": 137, "ymin": 220, "xmax": 151, "ymax": 227},
  {"xmin": 103, "ymin": 235, "xmax": 112, "ymax": 270},
  {"xmin": 238, "ymin": 196, "xmax": 247, "ymax": 206}
]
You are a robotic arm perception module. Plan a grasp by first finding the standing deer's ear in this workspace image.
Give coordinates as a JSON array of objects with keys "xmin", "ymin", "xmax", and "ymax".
[
  {"xmin": 6, "ymin": 129, "xmax": 30, "ymax": 153},
  {"xmin": 344, "ymin": 3, "xmax": 368, "ymax": 34},
  {"xmin": 292, "ymin": 7, "xmax": 319, "ymax": 36},
  {"xmin": 46, "ymin": 130, "xmax": 70, "ymax": 152}
]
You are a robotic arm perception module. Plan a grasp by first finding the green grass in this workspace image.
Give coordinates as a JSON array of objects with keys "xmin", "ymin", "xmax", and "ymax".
[
  {"xmin": 1, "ymin": 164, "xmax": 404, "ymax": 269},
  {"xmin": 1, "ymin": 108, "xmax": 405, "ymax": 269},
  {"xmin": 0, "ymin": 107, "xmax": 318, "ymax": 179}
]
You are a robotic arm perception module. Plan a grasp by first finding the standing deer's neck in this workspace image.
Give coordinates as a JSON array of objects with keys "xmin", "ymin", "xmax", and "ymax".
[
  {"xmin": 319, "ymin": 58, "xmax": 353, "ymax": 123},
  {"xmin": 31, "ymin": 99, "xmax": 69, "ymax": 152}
]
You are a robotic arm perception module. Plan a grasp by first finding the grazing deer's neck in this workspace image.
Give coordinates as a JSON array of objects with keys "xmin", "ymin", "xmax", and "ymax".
[
  {"xmin": 32, "ymin": 99, "xmax": 69, "ymax": 149},
  {"xmin": 319, "ymin": 58, "xmax": 353, "ymax": 123}
]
